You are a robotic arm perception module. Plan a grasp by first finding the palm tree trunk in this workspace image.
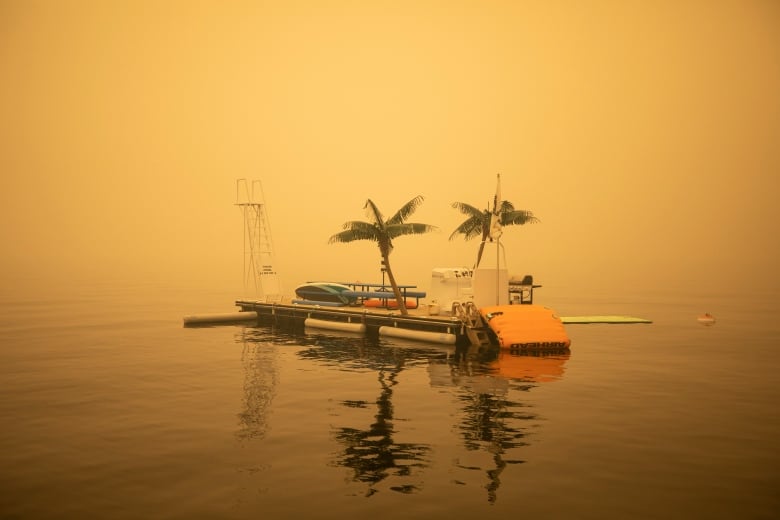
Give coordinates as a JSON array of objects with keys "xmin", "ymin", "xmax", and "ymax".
[
  {"xmin": 381, "ymin": 255, "xmax": 409, "ymax": 316},
  {"xmin": 475, "ymin": 227, "xmax": 491, "ymax": 268},
  {"xmin": 475, "ymin": 240, "xmax": 487, "ymax": 268}
]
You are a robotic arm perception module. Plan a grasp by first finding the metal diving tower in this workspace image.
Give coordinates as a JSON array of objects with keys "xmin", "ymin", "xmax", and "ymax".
[{"xmin": 235, "ymin": 179, "xmax": 282, "ymax": 301}]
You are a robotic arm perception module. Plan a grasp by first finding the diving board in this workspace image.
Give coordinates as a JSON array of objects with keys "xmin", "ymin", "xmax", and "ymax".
[{"xmin": 560, "ymin": 316, "xmax": 652, "ymax": 324}]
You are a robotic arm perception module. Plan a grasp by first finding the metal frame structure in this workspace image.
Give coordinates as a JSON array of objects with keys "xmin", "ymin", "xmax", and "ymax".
[{"xmin": 235, "ymin": 179, "xmax": 282, "ymax": 301}]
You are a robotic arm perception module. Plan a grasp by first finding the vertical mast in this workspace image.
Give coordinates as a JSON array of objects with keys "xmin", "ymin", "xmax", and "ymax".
[
  {"xmin": 235, "ymin": 179, "xmax": 282, "ymax": 301},
  {"xmin": 490, "ymin": 173, "xmax": 503, "ymax": 305},
  {"xmin": 472, "ymin": 174, "xmax": 510, "ymax": 308}
]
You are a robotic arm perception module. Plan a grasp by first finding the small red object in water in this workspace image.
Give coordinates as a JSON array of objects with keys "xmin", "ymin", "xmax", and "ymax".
[{"xmin": 697, "ymin": 313, "xmax": 716, "ymax": 325}]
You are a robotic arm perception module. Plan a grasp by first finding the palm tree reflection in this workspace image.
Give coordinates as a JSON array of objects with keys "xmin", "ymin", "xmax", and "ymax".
[
  {"xmin": 433, "ymin": 348, "xmax": 570, "ymax": 503},
  {"xmin": 454, "ymin": 381, "xmax": 531, "ymax": 503},
  {"xmin": 331, "ymin": 368, "xmax": 431, "ymax": 496},
  {"xmin": 298, "ymin": 333, "xmax": 438, "ymax": 496}
]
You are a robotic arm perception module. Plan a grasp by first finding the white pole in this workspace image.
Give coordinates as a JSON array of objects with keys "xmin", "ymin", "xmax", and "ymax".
[{"xmin": 495, "ymin": 238, "xmax": 500, "ymax": 305}]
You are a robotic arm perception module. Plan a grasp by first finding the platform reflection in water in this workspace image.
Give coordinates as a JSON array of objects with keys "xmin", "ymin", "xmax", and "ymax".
[{"xmin": 233, "ymin": 325, "xmax": 568, "ymax": 504}]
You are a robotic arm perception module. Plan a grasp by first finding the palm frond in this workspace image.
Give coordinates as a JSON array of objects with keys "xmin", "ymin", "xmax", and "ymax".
[
  {"xmin": 501, "ymin": 210, "xmax": 540, "ymax": 226},
  {"xmin": 328, "ymin": 221, "xmax": 380, "ymax": 244},
  {"xmin": 451, "ymin": 202, "xmax": 482, "ymax": 218},
  {"xmin": 363, "ymin": 199, "xmax": 384, "ymax": 226},
  {"xmin": 448, "ymin": 218, "xmax": 483, "ymax": 241},
  {"xmin": 387, "ymin": 195, "xmax": 424, "ymax": 225},
  {"xmin": 340, "ymin": 220, "xmax": 375, "ymax": 232},
  {"xmin": 385, "ymin": 222, "xmax": 438, "ymax": 239}
]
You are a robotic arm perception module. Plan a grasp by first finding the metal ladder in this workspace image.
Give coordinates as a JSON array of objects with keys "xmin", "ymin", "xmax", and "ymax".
[{"xmin": 453, "ymin": 301, "xmax": 493, "ymax": 349}]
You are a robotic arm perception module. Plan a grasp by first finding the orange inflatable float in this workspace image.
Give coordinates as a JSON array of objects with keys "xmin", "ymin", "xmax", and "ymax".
[{"xmin": 479, "ymin": 304, "xmax": 571, "ymax": 350}]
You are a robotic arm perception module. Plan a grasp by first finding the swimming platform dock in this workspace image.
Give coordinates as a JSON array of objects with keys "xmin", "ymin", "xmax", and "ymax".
[
  {"xmin": 235, "ymin": 298, "xmax": 479, "ymax": 347},
  {"xmin": 182, "ymin": 297, "xmax": 652, "ymax": 350}
]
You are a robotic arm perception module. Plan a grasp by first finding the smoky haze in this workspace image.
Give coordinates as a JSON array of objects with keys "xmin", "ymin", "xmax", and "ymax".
[{"xmin": 1, "ymin": 1, "xmax": 778, "ymax": 301}]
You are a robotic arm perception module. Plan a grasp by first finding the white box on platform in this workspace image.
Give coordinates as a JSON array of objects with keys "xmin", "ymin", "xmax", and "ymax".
[
  {"xmin": 472, "ymin": 267, "xmax": 509, "ymax": 308},
  {"xmin": 428, "ymin": 267, "xmax": 473, "ymax": 315}
]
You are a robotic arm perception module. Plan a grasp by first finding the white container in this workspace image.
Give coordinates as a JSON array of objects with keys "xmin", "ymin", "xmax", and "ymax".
[{"xmin": 428, "ymin": 267, "xmax": 472, "ymax": 308}]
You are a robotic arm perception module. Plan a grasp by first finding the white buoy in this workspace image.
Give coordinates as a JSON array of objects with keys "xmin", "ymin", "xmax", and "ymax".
[
  {"xmin": 183, "ymin": 311, "xmax": 258, "ymax": 326},
  {"xmin": 304, "ymin": 318, "xmax": 366, "ymax": 333},
  {"xmin": 378, "ymin": 326, "xmax": 456, "ymax": 345}
]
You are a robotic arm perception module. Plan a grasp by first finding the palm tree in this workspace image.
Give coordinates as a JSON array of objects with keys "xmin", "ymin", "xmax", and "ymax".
[
  {"xmin": 449, "ymin": 200, "xmax": 539, "ymax": 268},
  {"xmin": 328, "ymin": 196, "xmax": 437, "ymax": 316}
]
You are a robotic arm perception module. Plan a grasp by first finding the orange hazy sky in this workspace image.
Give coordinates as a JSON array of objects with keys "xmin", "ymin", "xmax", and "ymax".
[{"xmin": 1, "ymin": 0, "xmax": 778, "ymax": 298}]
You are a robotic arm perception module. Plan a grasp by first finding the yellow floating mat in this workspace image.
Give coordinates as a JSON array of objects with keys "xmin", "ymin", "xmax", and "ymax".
[
  {"xmin": 480, "ymin": 304, "xmax": 571, "ymax": 350},
  {"xmin": 560, "ymin": 315, "xmax": 652, "ymax": 324}
]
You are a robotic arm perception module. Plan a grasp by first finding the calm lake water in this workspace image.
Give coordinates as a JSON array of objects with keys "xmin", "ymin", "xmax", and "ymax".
[{"xmin": 1, "ymin": 279, "xmax": 778, "ymax": 519}]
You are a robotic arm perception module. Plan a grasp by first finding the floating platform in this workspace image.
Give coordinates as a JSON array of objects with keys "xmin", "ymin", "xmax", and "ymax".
[
  {"xmin": 183, "ymin": 300, "xmax": 653, "ymax": 349},
  {"xmin": 231, "ymin": 299, "xmax": 470, "ymax": 346}
]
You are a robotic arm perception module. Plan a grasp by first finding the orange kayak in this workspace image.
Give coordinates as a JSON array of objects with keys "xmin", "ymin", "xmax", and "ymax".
[{"xmin": 363, "ymin": 298, "xmax": 418, "ymax": 309}]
